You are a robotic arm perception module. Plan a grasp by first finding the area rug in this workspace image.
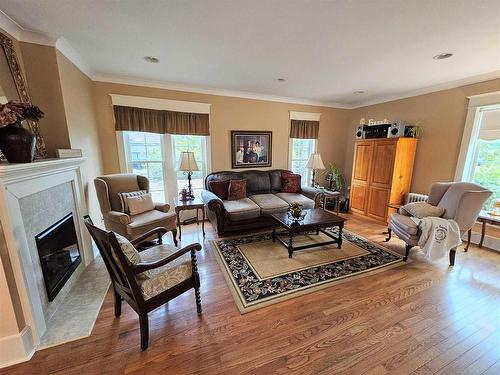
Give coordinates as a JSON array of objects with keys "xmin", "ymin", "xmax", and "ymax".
[{"xmin": 210, "ymin": 228, "xmax": 404, "ymax": 313}]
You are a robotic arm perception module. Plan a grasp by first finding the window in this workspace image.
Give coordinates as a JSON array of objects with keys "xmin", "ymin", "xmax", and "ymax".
[
  {"xmin": 120, "ymin": 131, "xmax": 209, "ymax": 204},
  {"xmin": 289, "ymin": 138, "xmax": 317, "ymax": 186},
  {"xmin": 123, "ymin": 131, "xmax": 166, "ymax": 203},
  {"xmin": 461, "ymin": 107, "xmax": 500, "ymax": 209}
]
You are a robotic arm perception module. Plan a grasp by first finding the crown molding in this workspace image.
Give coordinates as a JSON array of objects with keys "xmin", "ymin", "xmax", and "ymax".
[
  {"xmin": 350, "ymin": 70, "xmax": 500, "ymax": 109},
  {"xmin": 92, "ymin": 73, "xmax": 350, "ymax": 109},
  {"xmin": 55, "ymin": 37, "xmax": 93, "ymax": 78}
]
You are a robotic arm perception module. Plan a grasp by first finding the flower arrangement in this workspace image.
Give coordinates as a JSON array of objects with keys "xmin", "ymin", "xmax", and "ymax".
[
  {"xmin": 0, "ymin": 101, "xmax": 44, "ymax": 127},
  {"xmin": 288, "ymin": 202, "xmax": 306, "ymax": 221}
]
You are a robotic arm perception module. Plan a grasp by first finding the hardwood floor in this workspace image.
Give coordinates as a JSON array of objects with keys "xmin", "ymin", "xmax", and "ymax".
[{"xmin": 2, "ymin": 213, "xmax": 499, "ymax": 374}]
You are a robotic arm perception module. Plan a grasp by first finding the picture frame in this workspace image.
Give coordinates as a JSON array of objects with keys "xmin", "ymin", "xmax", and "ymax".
[{"xmin": 231, "ymin": 130, "xmax": 272, "ymax": 169}]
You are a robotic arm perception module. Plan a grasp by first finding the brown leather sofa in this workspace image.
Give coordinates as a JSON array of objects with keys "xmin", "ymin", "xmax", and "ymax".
[{"xmin": 201, "ymin": 169, "xmax": 322, "ymax": 234}]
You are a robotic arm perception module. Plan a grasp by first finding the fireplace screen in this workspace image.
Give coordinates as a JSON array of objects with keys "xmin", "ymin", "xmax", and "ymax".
[{"xmin": 35, "ymin": 213, "xmax": 81, "ymax": 301}]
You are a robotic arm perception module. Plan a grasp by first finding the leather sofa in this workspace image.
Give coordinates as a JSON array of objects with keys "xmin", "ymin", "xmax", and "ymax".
[{"xmin": 201, "ymin": 169, "xmax": 322, "ymax": 234}]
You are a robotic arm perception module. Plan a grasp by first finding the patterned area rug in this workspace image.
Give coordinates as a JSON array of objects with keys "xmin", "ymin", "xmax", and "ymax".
[{"xmin": 210, "ymin": 228, "xmax": 404, "ymax": 313}]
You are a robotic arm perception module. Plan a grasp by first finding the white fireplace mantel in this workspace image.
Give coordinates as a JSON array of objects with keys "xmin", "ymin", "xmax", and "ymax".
[{"xmin": 0, "ymin": 157, "xmax": 93, "ymax": 368}]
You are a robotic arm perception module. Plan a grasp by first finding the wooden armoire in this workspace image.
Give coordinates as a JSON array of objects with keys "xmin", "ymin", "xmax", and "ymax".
[{"xmin": 349, "ymin": 137, "xmax": 418, "ymax": 222}]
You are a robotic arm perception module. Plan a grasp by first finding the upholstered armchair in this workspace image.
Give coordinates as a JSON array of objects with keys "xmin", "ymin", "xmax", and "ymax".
[
  {"xmin": 387, "ymin": 182, "xmax": 492, "ymax": 265},
  {"xmin": 94, "ymin": 174, "xmax": 177, "ymax": 244},
  {"xmin": 84, "ymin": 216, "xmax": 202, "ymax": 350}
]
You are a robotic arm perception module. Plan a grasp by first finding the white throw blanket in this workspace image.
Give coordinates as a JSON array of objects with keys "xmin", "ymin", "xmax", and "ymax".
[{"xmin": 410, "ymin": 217, "xmax": 462, "ymax": 261}]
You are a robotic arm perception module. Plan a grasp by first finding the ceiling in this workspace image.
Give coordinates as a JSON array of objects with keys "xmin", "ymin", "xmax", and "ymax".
[{"xmin": 0, "ymin": 0, "xmax": 499, "ymax": 107}]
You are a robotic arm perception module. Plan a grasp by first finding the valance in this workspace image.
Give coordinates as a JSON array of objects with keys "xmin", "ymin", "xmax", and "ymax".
[
  {"xmin": 290, "ymin": 119, "xmax": 319, "ymax": 139},
  {"xmin": 113, "ymin": 105, "xmax": 210, "ymax": 136}
]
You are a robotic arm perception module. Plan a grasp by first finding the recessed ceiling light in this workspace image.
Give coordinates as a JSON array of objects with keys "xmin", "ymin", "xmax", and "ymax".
[
  {"xmin": 276, "ymin": 78, "xmax": 286, "ymax": 82},
  {"xmin": 354, "ymin": 90, "xmax": 365, "ymax": 94},
  {"xmin": 433, "ymin": 52, "xmax": 453, "ymax": 60},
  {"xmin": 144, "ymin": 56, "xmax": 160, "ymax": 63}
]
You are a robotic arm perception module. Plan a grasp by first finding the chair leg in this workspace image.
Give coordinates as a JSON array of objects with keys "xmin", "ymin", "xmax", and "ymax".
[
  {"xmin": 195, "ymin": 286, "xmax": 202, "ymax": 315},
  {"xmin": 403, "ymin": 244, "xmax": 413, "ymax": 262},
  {"xmin": 172, "ymin": 228, "xmax": 178, "ymax": 247},
  {"xmin": 449, "ymin": 248, "xmax": 456, "ymax": 266},
  {"xmin": 139, "ymin": 313, "xmax": 149, "ymax": 350},
  {"xmin": 385, "ymin": 228, "xmax": 392, "ymax": 242},
  {"xmin": 113, "ymin": 288, "xmax": 122, "ymax": 317}
]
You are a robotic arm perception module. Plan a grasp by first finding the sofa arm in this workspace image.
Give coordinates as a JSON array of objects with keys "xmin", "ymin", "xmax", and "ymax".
[
  {"xmin": 301, "ymin": 186, "xmax": 323, "ymax": 207},
  {"xmin": 106, "ymin": 211, "xmax": 131, "ymax": 225},
  {"xmin": 154, "ymin": 202, "xmax": 171, "ymax": 212},
  {"xmin": 201, "ymin": 190, "xmax": 224, "ymax": 210}
]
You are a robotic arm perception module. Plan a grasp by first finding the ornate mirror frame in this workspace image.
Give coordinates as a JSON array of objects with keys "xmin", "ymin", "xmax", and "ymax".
[{"xmin": 0, "ymin": 31, "xmax": 47, "ymax": 158}]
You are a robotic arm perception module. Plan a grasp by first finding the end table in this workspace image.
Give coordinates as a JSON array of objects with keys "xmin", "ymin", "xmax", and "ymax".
[
  {"xmin": 174, "ymin": 197, "xmax": 206, "ymax": 241},
  {"xmin": 322, "ymin": 190, "xmax": 341, "ymax": 215}
]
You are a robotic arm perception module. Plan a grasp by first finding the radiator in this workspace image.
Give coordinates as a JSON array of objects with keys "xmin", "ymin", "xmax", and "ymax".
[{"xmin": 405, "ymin": 193, "xmax": 429, "ymax": 204}]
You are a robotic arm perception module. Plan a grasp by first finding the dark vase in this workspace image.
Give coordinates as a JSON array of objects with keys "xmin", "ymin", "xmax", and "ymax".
[{"xmin": 0, "ymin": 121, "xmax": 36, "ymax": 163}]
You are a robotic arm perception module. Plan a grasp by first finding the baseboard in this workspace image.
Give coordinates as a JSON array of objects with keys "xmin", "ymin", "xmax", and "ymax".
[
  {"xmin": 0, "ymin": 326, "xmax": 35, "ymax": 369},
  {"xmin": 463, "ymin": 232, "xmax": 500, "ymax": 252}
]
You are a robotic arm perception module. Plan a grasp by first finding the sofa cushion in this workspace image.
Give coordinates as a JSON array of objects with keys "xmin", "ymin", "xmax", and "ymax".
[
  {"xmin": 228, "ymin": 179, "xmax": 247, "ymax": 200},
  {"xmin": 223, "ymin": 198, "xmax": 261, "ymax": 221},
  {"xmin": 390, "ymin": 213, "xmax": 419, "ymax": 235},
  {"xmin": 244, "ymin": 172, "xmax": 271, "ymax": 194},
  {"xmin": 274, "ymin": 193, "xmax": 315, "ymax": 209},
  {"xmin": 209, "ymin": 179, "xmax": 230, "ymax": 200},
  {"xmin": 281, "ymin": 172, "xmax": 302, "ymax": 193},
  {"xmin": 249, "ymin": 194, "xmax": 289, "ymax": 215},
  {"xmin": 136, "ymin": 244, "xmax": 192, "ymax": 299},
  {"xmin": 269, "ymin": 170, "xmax": 283, "ymax": 192}
]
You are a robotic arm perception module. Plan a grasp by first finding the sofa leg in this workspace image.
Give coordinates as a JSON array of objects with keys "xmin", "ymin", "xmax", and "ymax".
[
  {"xmin": 449, "ymin": 248, "xmax": 456, "ymax": 266},
  {"xmin": 385, "ymin": 228, "xmax": 392, "ymax": 242},
  {"xmin": 403, "ymin": 244, "xmax": 413, "ymax": 262}
]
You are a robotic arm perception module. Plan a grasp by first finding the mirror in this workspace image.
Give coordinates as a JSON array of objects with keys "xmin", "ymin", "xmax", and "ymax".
[{"xmin": 0, "ymin": 31, "xmax": 46, "ymax": 158}]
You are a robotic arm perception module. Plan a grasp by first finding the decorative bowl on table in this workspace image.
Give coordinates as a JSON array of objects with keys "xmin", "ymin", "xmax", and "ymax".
[{"xmin": 287, "ymin": 202, "xmax": 306, "ymax": 222}]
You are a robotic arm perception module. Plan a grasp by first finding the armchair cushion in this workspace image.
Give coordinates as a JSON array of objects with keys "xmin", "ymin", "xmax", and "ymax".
[
  {"xmin": 127, "ymin": 193, "xmax": 154, "ymax": 215},
  {"xmin": 154, "ymin": 202, "xmax": 171, "ymax": 212},
  {"xmin": 127, "ymin": 210, "xmax": 177, "ymax": 237},
  {"xmin": 400, "ymin": 201, "xmax": 445, "ymax": 219},
  {"xmin": 119, "ymin": 190, "xmax": 147, "ymax": 213},
  {"xmin": 136, "ymin": 244, "xmax": 192, "ymax": 300}
]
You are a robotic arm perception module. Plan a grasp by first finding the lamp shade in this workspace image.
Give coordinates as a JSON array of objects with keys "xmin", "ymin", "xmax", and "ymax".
[
  {"xmin": 305, "ymin": 153, "xmax": 325, "ymax": 170},
  {"xmin": 178, "ymin": 151, "xmax": 199, "ymax": 171}
]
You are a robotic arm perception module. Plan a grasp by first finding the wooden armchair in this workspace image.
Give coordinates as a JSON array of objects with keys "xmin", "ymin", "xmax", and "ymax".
[{"xmin": 84, "ymin": 216, "xmax": 202, "ymax": 350}]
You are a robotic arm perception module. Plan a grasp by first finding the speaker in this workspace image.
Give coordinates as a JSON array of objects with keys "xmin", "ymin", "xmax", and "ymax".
[
  {"xmin": 388, "ymin": 120, "xmax": 406, "ymax": 138},
  {"xmin": 355, "ymin": 126, "xmax": 364, "ymax": 139}
]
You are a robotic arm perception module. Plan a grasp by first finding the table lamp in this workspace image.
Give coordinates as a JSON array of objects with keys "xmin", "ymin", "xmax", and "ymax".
[
  {"xmin": 178, "ymin": 151, "xmax": 199, "ymax": 200},
  {"xmin": 305, "ymin": 153, "xmax": 325, "ymax": 187}
]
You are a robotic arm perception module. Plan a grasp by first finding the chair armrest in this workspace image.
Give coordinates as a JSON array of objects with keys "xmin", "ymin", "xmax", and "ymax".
[
  {"xmin": 301, "ymin": 186, "xmax": 323, "ymax": 207},
  {"xmin": 106, "ymin": 211, "xmax": 131, "ymax": 225},
  {"xmin": 201, "ymin": 190, "xmax": 224, "ymax": 210},
  {"xmin": 131, "ymin": 243, "xmax": 202, "ymax": 274},
  {"xmin": 154, "ymin": 202, "xmax": 171, "ymax": 212},
  {"xmin": 130, "ymin": 227, "xmax": 167, "ymax": 246}
]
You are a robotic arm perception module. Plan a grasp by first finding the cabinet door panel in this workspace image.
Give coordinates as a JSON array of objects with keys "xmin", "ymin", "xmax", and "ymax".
[
  {"xmin": 367, "ymin": 187, "xmax": 390, "ymax": 222},
  {"xmin": 370, "ymin": 142, "xmax": 396, "ymax": 188},
  {"xmin": 352, "ymin": 142, "xmax": 373, "ymax": 183},
  {"xmin": 350, "ymin": 183, "xmax": 368, "ymax": 214}
]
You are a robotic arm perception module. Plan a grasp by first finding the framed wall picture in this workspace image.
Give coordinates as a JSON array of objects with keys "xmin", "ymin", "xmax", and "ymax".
[{"xmin": 231, "ymin": 130, "xmax": 272, "ymax": 168}]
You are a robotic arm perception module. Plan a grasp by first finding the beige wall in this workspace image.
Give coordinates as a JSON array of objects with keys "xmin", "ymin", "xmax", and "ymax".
[
  {"xmin": 56, "ymin": 52, "xmax": 104, "ymax": 220},
  {"xmin": 93, "ymin": 82, "xmax": 349, "ymax": 181},
  {"xmin": 346, "ymin": 78, "xmax": 500, "ymax": 193},
  {"xmin": 20, "ymin": 42, "xmax": 71, "ymax": 157}
]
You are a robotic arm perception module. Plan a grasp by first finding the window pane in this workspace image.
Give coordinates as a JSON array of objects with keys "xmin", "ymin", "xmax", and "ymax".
[
  {"xmin": 471, "ymin": 139, "xmax": 500, "ymax": 209},
  {"xmin": 290, "ymin": 138, "xmax": 315, "ymax": 186},
  {"xmin": 130, "ymin": 162, "xmax": 147, "ymax": 176},
  {"xmin": 147, "ymin": 163, "xmax": 164, "ymax": 190}
]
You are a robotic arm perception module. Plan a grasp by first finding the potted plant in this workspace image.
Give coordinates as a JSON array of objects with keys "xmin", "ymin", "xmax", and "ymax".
[
  {"xmin": 0, "ymin": 101, "xmax": 44, "ymax": 163},
  {"xmin": 324, "ymin": 163, "xmax": 345, "ymax": 191},
  {"xmin": 407, "ymin": 120, "xmax": 424, "ymax": 138}
]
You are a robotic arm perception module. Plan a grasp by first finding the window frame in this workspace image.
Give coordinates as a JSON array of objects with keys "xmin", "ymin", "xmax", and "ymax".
[{"xmin": 288, "ymin": 138, "xmax": 317, "ymax": 186}]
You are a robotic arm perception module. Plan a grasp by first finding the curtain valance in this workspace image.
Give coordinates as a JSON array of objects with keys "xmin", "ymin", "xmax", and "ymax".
[
  {"xmin": 113, "ymin": 105, "xmax": 210, "ymax": 136},
  {"xmin": 290, "ymin": 119, "xmax": 319, "ymax": 139}
]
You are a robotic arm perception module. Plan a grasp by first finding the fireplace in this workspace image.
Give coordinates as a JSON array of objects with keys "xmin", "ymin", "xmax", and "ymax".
[{"xmin": 35, "ymin": 212, "xmax": 81, "ymax": 301}]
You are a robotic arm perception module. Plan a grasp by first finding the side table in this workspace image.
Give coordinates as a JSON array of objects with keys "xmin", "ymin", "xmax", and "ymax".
[
  {"xmin": 322, "ymin": 190, "xmax": 341, "ymax": 215},
  {"xmin": 174, "ymin": 197, "xmax": 206, "ymax": 241},
  {"xmin": 465, "ymin": 210, "xmax": 500, "ymax": 251}
]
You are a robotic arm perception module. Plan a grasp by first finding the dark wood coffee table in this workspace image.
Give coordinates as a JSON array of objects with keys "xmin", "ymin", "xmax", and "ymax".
[{"xmin": 270, "ymin": 208, "xmax": 345, "ymax": 258}]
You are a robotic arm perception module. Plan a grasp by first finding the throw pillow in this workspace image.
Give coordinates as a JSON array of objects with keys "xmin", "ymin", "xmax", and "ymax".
[
  {"xmin": 119, "ymin": 190, "xmax": 147, "ymax": 213},
  {"xmin": 228, "ymin": 179, "xmax": 247, "ymax": 200},
  {"xmin": 127, "ymin": 193, "xmax": 154, "ymax": 215},
  {"xmin": 281, "ymin": 172, "xmax": 301, "ymax": 193},
  {"xmin": 400, "ymin": 201, "xmax": 445, "ymax": 219},
  {"xmin": 113, "ymin": 233, "xmax": 151, "ymax": 279},
  {"xmin": 209, "ymin": 179, "xmax": 230, "ymax": 200}
]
